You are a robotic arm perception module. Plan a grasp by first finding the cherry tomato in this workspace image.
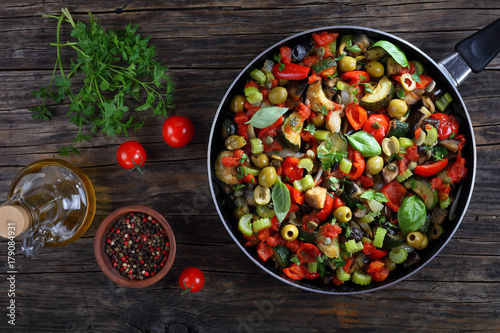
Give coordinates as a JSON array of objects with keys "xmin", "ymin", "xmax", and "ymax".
[
  {"xmin": 116, "ymin": 141, "xmax": 146, "ymax": 172},
  {"xmin": 162, "ymin": 116, "xmax": 195, "ymax": 148},
  {"xmin": 179, "ymin": 267, "xmax": 205, "ymax": 294}
]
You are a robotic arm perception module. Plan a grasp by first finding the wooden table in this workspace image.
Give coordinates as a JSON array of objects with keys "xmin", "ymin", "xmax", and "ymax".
[{"xmin": 1, "ymin": 1, "xmax": 499, "ymax": 331}]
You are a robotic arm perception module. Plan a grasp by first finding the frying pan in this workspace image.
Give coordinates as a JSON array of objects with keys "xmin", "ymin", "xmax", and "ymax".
[{"xmin": 208, "ymin": 20, "xmax": 500, "ymax": 294}]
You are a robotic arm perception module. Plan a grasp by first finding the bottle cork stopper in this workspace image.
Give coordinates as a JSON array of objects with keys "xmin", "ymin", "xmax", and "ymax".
[{"xmin": 0, "ymin": 205, "xmax": 32, "ymax": 239}]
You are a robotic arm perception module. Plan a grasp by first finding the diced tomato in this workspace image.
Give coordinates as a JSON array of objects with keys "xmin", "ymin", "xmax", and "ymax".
[
  {"xmin": 448, "ymin": 153, "xmax": 468, "ymax": 183},
  {"xmin": 307, "ymin": 72, "xmax": 322, "ymax": 84},
  {"xmin": 280, "ymin": 46, "xmax": 292, "ymax": 64},
  {"xmin": 243, "ymin": 234, "xmax": 258, "ymax": 247},
  {"xmin": 296, "ymin": 243, "xmax": 322, "ymax": 263},
  {"xmin": 370, "ymin": 249, "xmax": 389, "ymax": 260},
  {"xmin": 406, "ymin": 144, "xmax": 419, "ymax": 161},
  {"xmin": 332, "ymin": 275, "xmax": 345, "ymax": 286},
  {"xmin": 263, "ymin": 139, "xmax": 283, "ymax": 153},
  {"xmin": 371, "ymin": 267, "xmax": 390, "ymax": 282},
  {"xmin": 321, "ymin": 223, "xmax": 342, "ymax": 239},
  {"xmin": 343, "ymin": 257, "xmax": 354, "ymax": 274},
  {"xmin": 266, "ymin": 233, "xmax": 286, "ymax": 247},
  {"xmin": 257, "ymin": 242, "xmax": 274, "ymax": 262},
  {"xmin": 312, "ymin": 31, "xmax": 339, "ymax": 46},
  {"xmin": 303, "ymin": 55, "xmax": 320, "ymax": 68},
  {"xmin": 367, "ymin": 260, "xmax": 390, "ymax": 282},
  {"xmin": 271, "ymin": 216, "xmax": 281, "ymax": 232},
  {"xmin": 415, "ymin": 75, "xmax": 434, "ymax": 89},
  {"xmin": 239, "ymin": 173, "xmax": 256, "ymax": 185},
  {"xmin": 221, "ymin": 149, "xmax": 244, "ymax": 167},
  {"xmin": 283, "ymin": 263, "xmax": 306, "ymax": 280},
  {"xmin": 381, "ymin": 181, "xmax": 407, "ymax": 212},
  {"xmin": 257, "ymin": 228, "xmax": 271, "ymax": 243},
  {"xmin": 358, "ymin": 174, "xmax": 374, "ymax": 188},
  {"xmin": 297, "ymin": 102, "xmax": 312, "ymax": 119},
  {"xmin": 362, "ymin": 241, "xmax": 376, "ymax": 256},
  {"xmin": 302, "ymin": 213, "xmax": 320, "ymax": 233},
  {"xmin": 234, "ymin": 111, "xmax": 249, "ymax": 125},
  {"xmin": 258, "ymin": 116, "xmax": 284, "ymax": 138},
  {"xmin": 286, "ymin": 239, "xmax": 301, "ymax": 253}
]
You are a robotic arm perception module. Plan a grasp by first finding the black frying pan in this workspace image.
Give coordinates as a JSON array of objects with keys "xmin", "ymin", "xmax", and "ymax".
[{"xmin": 208, "ymin": 20, "xmax": 500, "ymax": 294}]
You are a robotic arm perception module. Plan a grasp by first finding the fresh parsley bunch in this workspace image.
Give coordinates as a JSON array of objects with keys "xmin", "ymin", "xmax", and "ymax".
[{"xmin": 29, "ymin": 8, "xmax": 175, "ymax": 155}]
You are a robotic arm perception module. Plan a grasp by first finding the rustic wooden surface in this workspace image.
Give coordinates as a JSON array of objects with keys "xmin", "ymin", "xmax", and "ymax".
[{"xmin": 1, "ymin": 1, "xmax": 500, "ymax": 332}]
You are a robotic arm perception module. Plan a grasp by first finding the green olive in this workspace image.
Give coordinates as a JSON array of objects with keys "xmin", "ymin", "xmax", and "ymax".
[
  {"xmin": 366, "ymin": 61, "xmax": 385, "ymax": 78},
  {"xmin": 230, "ymin": 94, "xmax": 246, "ymax": 113},
  {"xmin": 281, "ymin": 224, "xmax": 299, "ymax": 241},
  {"xmin": 406, "ymin": 231, "xmax": 428, "ymax": 250},
  {"xmin": 339, "ymin": 56, "xmax": 357, "ymax": 72},
  {"xmin": 268, "ymin": 86, "xmax": 288, "ymax": 105},
  {"xmin": 311, "ymin": 112, "xmax": 326, "ymax": 127},
  {"xmin": 382, "ymin": 256, "xmax": 397, "ymax": 271},
  {"xmin": 333, "ymin": 206, "xmax": 352, "ymax": 223},
  {"xmin": 251, "ymin": 153, "xmax": 270, "ymax": 169},
  {"xmin": 225, "ymin": 135, "xmax": 246, "ymax": 150},
  {"xmin": 387, "ymin": 99, "xmax": 408, "ymax": 118},
  {"xmin": 366, "ymin": 156, "xmax": 384, "ymax": 175},
  {"xmin": 258, "ymin": 166, "xmax": 277, "ymax": 188}
]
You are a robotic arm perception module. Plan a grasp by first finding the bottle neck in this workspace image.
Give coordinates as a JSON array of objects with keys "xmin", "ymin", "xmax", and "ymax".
[{"xmin": 0, "ymin": 195, "xmax": 36, "ymax": 240}]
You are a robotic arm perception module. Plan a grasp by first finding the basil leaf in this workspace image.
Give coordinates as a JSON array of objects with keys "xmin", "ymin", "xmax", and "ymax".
[
  {"xmin": 345, "ymin": 131, "xmax": 381, "ymax": 157},
  {"xmin": 245, "ymin": 106, "xmax": 288, "ymax": 129},
  {"xmin": 272, "ymin": 178, "xmax": 291, "ymax": 222},
  {"xmin": 398, "ymin": 196, "xmax": 426, "ymax": 235},
  {"xmin": 370, "ymin": 40, "xmax": 409, "ymax": 68}
]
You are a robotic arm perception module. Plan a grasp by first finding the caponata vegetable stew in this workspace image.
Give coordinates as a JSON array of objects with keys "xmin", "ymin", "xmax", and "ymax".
[{"xmin": 214, "ymin": 31, "xmax": 468, "ymax": 288}]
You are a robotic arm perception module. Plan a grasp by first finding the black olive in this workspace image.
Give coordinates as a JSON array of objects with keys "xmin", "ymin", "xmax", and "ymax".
[
  {"xmin": 350, "ymin": 225, "xmax": 363, "ymax": 242},
  {"xmin": 292, "ymin": 40, "xmax": 314, "ymax": 62}
]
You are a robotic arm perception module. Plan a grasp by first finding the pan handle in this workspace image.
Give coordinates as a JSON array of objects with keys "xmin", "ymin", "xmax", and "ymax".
[{"xmin": 439, "ymin": 19, "xmax": 500, "ymax": 86}]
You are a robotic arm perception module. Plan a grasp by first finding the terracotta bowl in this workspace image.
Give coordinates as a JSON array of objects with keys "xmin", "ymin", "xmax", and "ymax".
[{"xmin": 94, "ymin": 205, "xmax": 176, "ymax": 288}]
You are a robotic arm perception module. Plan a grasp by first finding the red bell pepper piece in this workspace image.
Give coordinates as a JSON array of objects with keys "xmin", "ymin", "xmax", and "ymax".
[
  {"xmin": 381, "ymin": 181, "xmax": 407, "ymax": 212},
  {"xmin": 304, "ymin": 271, "xmax": 320, "ymax": 280},
  {"xmin": 332, "ymin": 195, "xmax": 345, "ymax": 210},
  {"xmin": 257, "ymin": 241, "xmax": 274, "ymax": 262},
  {"xmin": 340, "ymin": 71, "xmax": 370, "ymax": 86},
  {"xmin": 257, "ymin": 228, "xmax": 271, "ymax": 242},
  {"xmin": 362, "ymin": 241, "xmax": 376, "ymax": 256},
  {"xmin": 272, "ymin": 62, "xmax": 310, "ymax": 80},
  {"xmin": 342, "ymin": 148, "xmax": 365, "ymax": 180},
  {"xmin": 363, "ymin": 113, "xmax": 390, "ymax": 144},
  {"xmin": 345, "ymin": 103, "xmax": 368, "ymax": 130},
  {"xmin": 415, "ymin": 75, "xmax": 434, "ymax": 89},
  {"xmin": 312, "ymin": 31, "xmax": 339, "ymax": 46},
  {"xmin": 316, "ymin": 194, "xmax": 334, "ymax": 221},
  {"xmin": 414, "ymin": 158, "xmax": 448, "ymax": 177},
  {"xmin": 283, "ymin": 263, "xmax": 306, "ymax": 280},
  {"xmin": 358, "ymin": 174, "xmax": 374, "ymax": 188},
  {"xmin": 257, "ymin": 116, "xmax": 284, "ymax": 138},
  {"xmin": 282, "ymin": 156, "xmax": 304, "ymax": 183},
  {"xmin": 285, "ymin": 183, "xmax": 305, "ymax": 205},
  {"xmin": 430, "ymin": 113, "xmax": 459, "ymax": 140},
  {"xmin": 271, "ymin": 216, "xmax": 281, "ymax": 232},
  {"xmin": 343, "ymin": 257, "xmax": 355, "ymax": 274},
  {"xmin": 296, "ymin": 243, "xmax": 322, "ymax": 263}
]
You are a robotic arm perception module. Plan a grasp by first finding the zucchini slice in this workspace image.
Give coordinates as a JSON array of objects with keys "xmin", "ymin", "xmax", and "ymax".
[
  {"xmin": 271, "ymin": 245, "xmax": 291, "ymax": 269},
  {"xmin": 383, "ymin": 231, "xmax": 406, "ymax": 250},
  {"xmin": 281, "ymin": 112, "xmax": 304, "ymax": 151},
  {"xmin": 360, "ymin": 76, "xmax": 394, "ymax": 111},
  {"xmin": 403, "ymin": 178, "xmax": 438, "ymax": 210},
  {"xmin": 387, "ymin": 120, "xmax": 409, "ymax": 138}
]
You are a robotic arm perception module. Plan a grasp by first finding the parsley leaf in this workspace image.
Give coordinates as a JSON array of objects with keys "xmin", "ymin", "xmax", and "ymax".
[
  {"xmin": 317, "ymin": 105, "xmax": 330, "ymax": 116},
  {"xmin": 304, "ymin": 123, "xmax": 317, "ymax": 135},
  {"xmin": 360, "ymin": 190, "xmax": 389, "ymax": 203},
  {"xmin": 29, "ymin": 9, "xmax": 175, "ymax": 154},
  {"xmin": 318, "ymin": 150, "xmax": 348, "ymax": 170}
]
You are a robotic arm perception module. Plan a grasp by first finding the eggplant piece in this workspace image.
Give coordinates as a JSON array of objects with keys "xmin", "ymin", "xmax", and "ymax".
[
  {"xmin": 430, "ymin": 206, "xmax": 449, "ymax": 225},
  {"xmin": 286, "ymin": 79, "xmax": 308, "ymax": 100},
  {"xmin": 349, "ymin": 221, "xmax": 364, "ymax": 242},
  {"xmin": 364, "ymin": 46, "xmax": 387, "ymax": 61},
  {"xmin": 439, "ymin": 139, "xmax": 461, "ymax": 153},
  {"xmin": 403, "ymin": 251, "xmax": 421, "ymax": 268},
  {"xmin": 381, "ymin": 162, "xmax": 399, "ymax": 183},
  {"xmin": 417, "ymin": 146, "xmax": 432, "ymax": 164},
  {"xmin": 344, "ymin": 181, "xmax": 364, "ymax": 198},
  {"xmin": 352, "ymin": 34, "xmax": 372, "ymax": 54},
  {"xmin": 292, "ymin": 39, "xmax": 314, "ymax": 62},
  {"xmin": 408, "ymin": 106, "xmax": 432, "ymax": 134}
]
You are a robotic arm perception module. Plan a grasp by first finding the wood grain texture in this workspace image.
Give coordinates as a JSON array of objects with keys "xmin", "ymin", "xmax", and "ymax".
[{"xmin": 1, "ymin": 0, "xmax": 500, "ymax": 332}]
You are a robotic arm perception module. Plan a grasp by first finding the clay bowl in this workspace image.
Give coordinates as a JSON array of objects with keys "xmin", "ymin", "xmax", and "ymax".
[{"xmin": 94, "ymin": 205, "xmax": 176, "ymax": 288}]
